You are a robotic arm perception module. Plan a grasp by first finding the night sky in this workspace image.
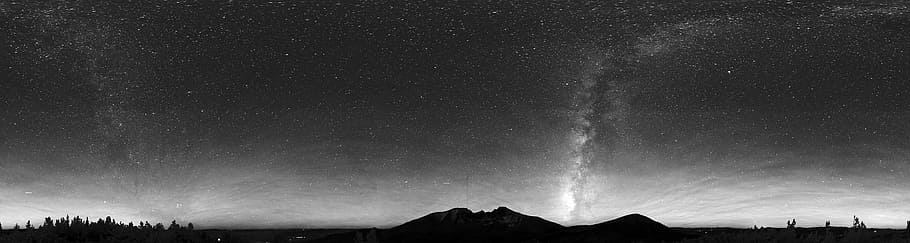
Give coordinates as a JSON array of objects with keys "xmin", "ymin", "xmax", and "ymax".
[{"xmin": 2, "ymin": 1, "xmax": 909, "ymax": 229}]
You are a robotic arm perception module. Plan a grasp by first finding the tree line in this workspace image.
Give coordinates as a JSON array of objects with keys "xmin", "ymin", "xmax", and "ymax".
[{"xmin": 0, "ymin": 216, "xmax": 215, "ymax": 243}]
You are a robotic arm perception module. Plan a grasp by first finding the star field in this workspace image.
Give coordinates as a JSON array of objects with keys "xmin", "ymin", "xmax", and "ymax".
[{"xmin": 1, "ymin": 1, "xmax": 909, "ymax": 229}]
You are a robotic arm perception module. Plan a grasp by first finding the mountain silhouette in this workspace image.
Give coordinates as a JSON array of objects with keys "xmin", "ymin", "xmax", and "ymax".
[
  {"xmin": 381, "ymin": 207, "xmax": 565, "ymax": 243},
  {"xmin": 531, "ymin": 213, "xmax": 691, "ymax": 243},
  {"xmin": 307, "ymin": 208, "xmax": 690, "ymax": 243}
]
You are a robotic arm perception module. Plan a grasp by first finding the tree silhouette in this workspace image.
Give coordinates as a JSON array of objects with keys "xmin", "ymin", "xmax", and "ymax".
[
  {"xmin": 43, "ymin": 217, "xmax": 53, "ymax": 229},
  {"xmin": 786, "ymin": 219, "xmax": 796, "ymax": 229},
  {"xmin": 187, "ymin": 222, "xmax": 194, "ymax": 231},
  {"xmin": 852, "ymin": 216, "xmax": 867, "ymax": 229},
  {"xmin": 0, "ymin": 215, "xmax": 206, "ymax": 242},
  {"xmin": 168, "ymin": 220, "xmax": 180, "ymax": 231}
]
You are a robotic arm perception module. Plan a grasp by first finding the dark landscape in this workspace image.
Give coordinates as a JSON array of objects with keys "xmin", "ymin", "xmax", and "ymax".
[{"xmin": 3, "ymin": 208, "xmax": 910, "ymax": 243}]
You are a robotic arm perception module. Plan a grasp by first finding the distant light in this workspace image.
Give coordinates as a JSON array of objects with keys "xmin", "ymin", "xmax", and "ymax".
[
  {"xmin": 24, "ymin": 191, "xmax": 32, "ymax": 194},
  {"xmin": 217, "ymin": 238, "xmax": 221, "ymax": 242}
]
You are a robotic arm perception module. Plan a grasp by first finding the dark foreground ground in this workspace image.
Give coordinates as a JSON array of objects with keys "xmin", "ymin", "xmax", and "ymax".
[
  {"xmin": 674, "ymin": 227, "xmax": 910, "ymax": 243},
  {"xmin": 4, "ymin": 227, "xmax": 908, "ymax": 243},
  {"xmin": 3, "ymin": 209, "xmax": 908, "ymax": 242}
]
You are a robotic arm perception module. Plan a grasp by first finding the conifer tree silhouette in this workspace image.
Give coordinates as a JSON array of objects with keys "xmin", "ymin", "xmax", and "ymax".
[
  {"xmin": 853, "ymin": 215, "xmax": 860, "ymax": 228},
  {"xmin": 168, "ymin": 220, "xmax": 180, "ymax": 231},
  {"xmin": 43, "ymin": 217, "xmax": 53, "ymax": 229},
  {"xmin": 1, "ymin": 215, "xmax": 202, "ymax": 242}
]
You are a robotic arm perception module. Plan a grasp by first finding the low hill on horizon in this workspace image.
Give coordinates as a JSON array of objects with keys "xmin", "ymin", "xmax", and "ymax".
[{"xmin": 531, "ymin": 213, "xmax": 692, "ymax": 243}]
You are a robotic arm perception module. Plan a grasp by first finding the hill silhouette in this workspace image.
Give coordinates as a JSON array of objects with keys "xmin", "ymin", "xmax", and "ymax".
[{"xmin": 532, "ymin": 213, "xmax": 692, "ymax": 243}]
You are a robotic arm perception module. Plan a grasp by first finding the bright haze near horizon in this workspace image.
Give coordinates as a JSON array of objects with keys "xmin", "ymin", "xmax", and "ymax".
[{"xmin": 1, "ymin": 1, "xmax": 909, "ymax": 229}]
